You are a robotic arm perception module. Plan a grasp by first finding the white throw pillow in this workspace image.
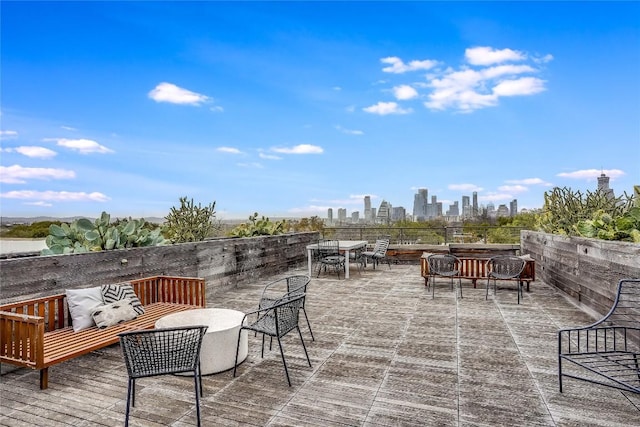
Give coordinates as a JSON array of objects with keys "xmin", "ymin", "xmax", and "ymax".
[
  {"xmin": 66, "ymin": 287, "xmax": 103, "ymax": 332},
  {"xmin": 91, "ymin": 298, "xmax": 138, "ymax": 329}
]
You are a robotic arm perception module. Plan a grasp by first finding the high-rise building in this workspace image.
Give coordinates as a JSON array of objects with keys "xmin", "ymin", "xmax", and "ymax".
[
  {"xmin": 391, "ymin": 206, "xmax": 406, "ymax": 222},
  {"xmin": 597, "ymin": 173, "xmax": 615, "ymax": 199},
  {"xmin": 364, "ymin": 196, "xmax": 372, "ymax": 223},
  {"xmin": 327, "ymin": 208, "xmax": 333, "ymax": 224},
  {"xmin": 509, "ymin": 199, "xmax": 518, "ymax": 217},
  {"xmin": 472, "ymin": 192, "xmax": 478, "ymax": 217},
  {"xmin": 337, "ymin": 208, "xmax": 347, "ymax": 224},
  {"xmin": 412, "ymin": 189, "xmax": 428, "ymax": 220},
  {"xmin": 462, "ymin": 195, "xmax": 471, "ymax": 218},
  {"xmin": 497, "ymin": 204, "xmax": 510, "ymax": 217},
  {"xmin": 376, "ymin": 200, "xmax": 392, "ymax": 224},
  {"xmin": 447, "ymin": 201, "xmax": 460, "ymax": 216},
  {"xmin": 351, "ymin": 211, "xmax": 360, "ymax": 223}
]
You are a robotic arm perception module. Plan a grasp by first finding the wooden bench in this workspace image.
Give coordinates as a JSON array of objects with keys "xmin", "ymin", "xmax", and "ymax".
[
  {"xmin": 420, "ymin": 254, "xmax": 535, "ymax": 291},
  {"xmin": 0, "ymin": 275, "xmax": 206, "ymax": 389},
  {"xmin": 558, "ymin": 278, "xmax": 640, "ymax": 394}
]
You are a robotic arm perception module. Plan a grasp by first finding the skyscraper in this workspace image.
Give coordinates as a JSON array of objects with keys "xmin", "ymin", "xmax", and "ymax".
[
  {"xmin": 377, "ymin": 200, "xmax": 392, "ymax": 224},
  {"xmin": 509, "ymin": 199, "xmax": 518, "ymax": 217},
  {"xmin": 597, "ymin": 173, "xmax": 615, "ymax": 199},
  {"xmin": 327, "ymin": 208, "xmax": 333, "ymax": 224},
  {"xmin": 364, "ymin": 196, "xmax": 372, "ymax": 223},
  {"xmin": 462, "ymin": 195, "xmax": 471, "ymax": 218},
  {"xmin": 472, "ymin": 192, "xmax": 478, "ymax": 217},
  {"xmin": 337, "ymin": 208, "xmax": 347, "ymax": 224},
  {"xmin": 412, "ymin": 188, "xmax": 428, "ymax": 220}
]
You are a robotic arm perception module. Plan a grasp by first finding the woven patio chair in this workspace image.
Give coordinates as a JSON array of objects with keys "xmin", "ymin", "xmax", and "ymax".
[
  {"xmin": 233, "ymin": 292, "xmax": 311, "ymax": 386},
  {"xmin": 349, "ymin": 245, "xmax": 367, "ymax": 275},
  {"xmin": 362, "ymin": 236, "xmax": 391, "ymax": 269},
  {"xmin": 258, "ymin": 275, "xmax": 314, "ymax": 341},
  {"xmin": 119, "ymin": 326, "xmax": 208, "ymax": 427},
  {"xmin": 486, "ymin": 255, "xmax": 527, "ymax": 304},
  {"xmin": 316, "ymin": 239, "xmax": 345, "ymax": 279},
  {"xmin": 427, "ymin": 254, "xmax": 462, "ymax": 299}
]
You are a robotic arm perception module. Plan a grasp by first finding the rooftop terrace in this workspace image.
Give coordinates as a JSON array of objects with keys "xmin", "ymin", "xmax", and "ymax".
[{"xmin": 1, "ymin": 264, "xmax": 639, "ymax": 426}]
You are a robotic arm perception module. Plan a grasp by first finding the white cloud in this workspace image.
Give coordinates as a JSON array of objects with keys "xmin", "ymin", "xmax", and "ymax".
[
  {"xmin": 259, "ymin": 152, "xmax": 282, "ymax": 160},
  {"xmin": 557, "ymin": 169, "xmax": 625, "ymax": 180},
  {"xmin": 210, "ymin": 105, "xmax": 224, "ymax": 112},
  {"xmin": 7, "ymin": 146, "xmax": 57, "ymax": 159},
  {"xmin": 0, "ymin": 130, "xmax": 18, "ymax": 139},
  {"xmin": 26, "ymin": 201, "xmax": 53, "ymax": 207},
  {"xmin": 492, "ymin": 77, "xmax": 546, "ymax": 96},
  {"xmin": 335, "ymin": 125, "xmax": 364, "ymax": 135},
  {"xmin": 148, "ymin": 82, "xmax": 210, "ymax": 105},
  {"xmin": 465, "ymin": 46, "xmax": 526, "ymax": 66},
  {"xmin": 479, "ymin": 193, "xmax": 513, "ymax": 202},
  {"xmin": 60, "ymin": 126, "xmax": 77, "ymax": 131},
  {"xmin": 448, "ymin": 183, "xmax": 484, "ymax": 192},
  {"xmin": 393, "ymin": 85, "xmax": 419, "ymax": 100},
  {"xmin": 217, "ymin": 147, "xmax": 242, "ymax": 154},
  {"xmin": 0, "ymin": 190, "xmax": 110, "ymax": 202},
  {"xmin": 0, "ymin": 165, "xmax": 75, "ymax": 184},
  {"xmin": 48, "ymin": 138, "xmax": 113, "ymax": 154},
  {"xmin": 498, "ymin": 185, "xmax": 528, "ymax": 193},
  {"xmin": 505, "ymin": 178, "xmax": 552, "ymax": 186},
  {"xmin": 271, "ymin": 144, "xmax": 323, "ymax": 154},
  {"xmin": 363, "ymin": 101, "xmax": 412, "ymax": 115},
  {"xmin": 381, "ymin": 56, "xmax": 438, "ymax": 74}
]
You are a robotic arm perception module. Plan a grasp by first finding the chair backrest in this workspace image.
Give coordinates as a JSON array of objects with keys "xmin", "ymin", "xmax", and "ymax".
[
  {"xmin": 487, "ymin": 255, "xmax": 526, "ymax": 279},
  {"xmin": 286, "ymin": 275, "xmax": 311, "ymax": 297},
  {"xmin": 317, "ymin": 240, "xmax": 340, "ymax": 257},
  {"xmin": 373, "ymin": 238, "xmax": 390, "ymax": 255},
  {"xmin": 119, "ymin": 326, "xmax": 207, "ymax": 379},
  {"xmin": 273, "ymin": 293, "xmax": 305, "ymax": 338},
  {"xmin": 428, "ymin": 254, "xmax": 459, "ymax": 274}
]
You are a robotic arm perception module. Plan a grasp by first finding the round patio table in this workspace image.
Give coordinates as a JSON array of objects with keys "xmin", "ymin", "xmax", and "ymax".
[{"xmin": 155, "ymin": 308, "xmax": 248, "ymax": 375}]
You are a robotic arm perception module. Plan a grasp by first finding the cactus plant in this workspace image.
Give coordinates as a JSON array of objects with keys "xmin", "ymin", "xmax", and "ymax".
[
  {"xmin": 162, "ymin": 197, "xmax": 218, "ymax": 243},
  {"xmin": 41, "ymin": 212, "xmax": 169, "ymax": 255},
  {"xmin": 229, "ymin": 212, "xmax": 288, "ymax": 237}
]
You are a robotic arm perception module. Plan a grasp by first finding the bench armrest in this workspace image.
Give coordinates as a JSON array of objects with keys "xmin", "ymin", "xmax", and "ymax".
[{"xmin": 0, "ymin": 310, "xmax": 45, "ymax": 369}]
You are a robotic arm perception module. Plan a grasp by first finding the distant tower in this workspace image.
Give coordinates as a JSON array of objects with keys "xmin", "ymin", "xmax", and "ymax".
[
  {"xmin": 509, "ymin": 199, "xmax": 518, "ymax": 217},
  {"xmin": 364, "ymin": 196, "xmax": 372, "ymax": 223},
  {"xmin": 472, "ymin": 192, "xmax": 478, "ymax": 217},
  {"xmin": 377, "ymin": 200, "xmax": 392, "ymax": 224},
  {"xmin": 413, "ymin": 189, "xmax": 428, "ymax": 220},
  {"xmin": 337, "ymin": 208, "xmax": 347, "ymax": 224},
  {"xmin": 597, "ymin": 173, "xmax": 615, "ymax": 199},
  {"xmin": 327, "ymin": 208, "xmax": 333, "ymax": 224},
  {"xmin": 462, "ymin": 195, "xmax": 471, "ymax": 218}
]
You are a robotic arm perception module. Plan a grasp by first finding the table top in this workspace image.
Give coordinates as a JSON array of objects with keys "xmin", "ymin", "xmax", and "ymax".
[
  {"xmin": 155, "ymin": 308, "xmax": 244, "ymax": 332},
  {"xmin": 306, "ymin": 240, "xmax": 368, "ymax": 250}
]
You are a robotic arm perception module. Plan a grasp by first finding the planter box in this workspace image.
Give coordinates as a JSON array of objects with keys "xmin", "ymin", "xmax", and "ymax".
[{"xmin": 521, "ymin": 231, "xmax": 640, "ymax": 317}]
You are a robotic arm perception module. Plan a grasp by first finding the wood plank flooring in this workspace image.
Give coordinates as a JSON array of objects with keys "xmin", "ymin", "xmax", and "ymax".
[{"xmin": 1, "ymin": 265, "xmax": 639, "ymax": 426}]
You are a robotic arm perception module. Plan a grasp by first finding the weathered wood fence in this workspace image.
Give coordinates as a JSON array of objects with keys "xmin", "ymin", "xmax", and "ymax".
[
  {"xmin": 521, "ymin": 231, "xmax": 640, "ymax": 317},
  {"xmin": 0, "ymin": 232, "xmax": 318, "ymax": 304}
]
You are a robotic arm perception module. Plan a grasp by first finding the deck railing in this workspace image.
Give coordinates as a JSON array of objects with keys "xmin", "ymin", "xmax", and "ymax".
[{"xmin": 321, "ymin": 226, "xmax": 528, "ymax": 244}]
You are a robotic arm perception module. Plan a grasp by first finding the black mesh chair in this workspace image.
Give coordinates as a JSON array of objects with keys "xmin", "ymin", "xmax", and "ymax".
[
  {"xmin": 119, "ymin": 326, "xmax": 208, "ymax": 427},
  {"xmin": 349, "ymin": 245, "xmax": 367, "ymax": 275},
  {"xmin": 233, "ymin": 292, "xmax": 311, "ymax": 386},
  {"xmin": 258, "ymin": 275, "xmax": 314, "ymax": 341},
  {"xmin": 427, "ymin": 254, "xmax": 462, "ymax": 299},
  {"xmin": 316, "ymin": 239, "xmax": 345, "ymax": 279},
  {"xmin": 486, "ymin": 255, "xmax": 527, "ymax": 304},
  {"xmin": 362, "ymin": 236, "xmax": 391, "ymax": 269}
]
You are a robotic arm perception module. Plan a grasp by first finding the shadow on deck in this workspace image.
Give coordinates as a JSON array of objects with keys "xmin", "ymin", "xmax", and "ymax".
[{"xmin": 1, "ymin": 265, "xmax": 639, "ymax": 426}]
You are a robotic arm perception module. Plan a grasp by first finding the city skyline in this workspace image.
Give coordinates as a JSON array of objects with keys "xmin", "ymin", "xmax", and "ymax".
[{"xmin": 1, "ymin": 2, "xmax": 638, "ymax": 220}]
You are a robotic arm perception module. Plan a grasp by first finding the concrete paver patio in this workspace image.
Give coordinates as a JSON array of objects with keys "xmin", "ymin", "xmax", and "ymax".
[{"xmin": 1, "ymin": 264, "xmax": 639, "ymax": 426}]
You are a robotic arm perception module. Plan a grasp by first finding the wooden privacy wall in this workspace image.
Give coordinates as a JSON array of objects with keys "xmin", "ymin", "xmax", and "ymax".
[
  {"xmin": 0, "ymin": 232, "xmax": 318, "ymax": 304},
  {"xmin": 521, "ymin": 231, "xmax": 640, "ymax": 317}
]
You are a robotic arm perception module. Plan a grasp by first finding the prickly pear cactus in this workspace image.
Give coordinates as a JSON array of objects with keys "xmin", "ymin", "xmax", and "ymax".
[{"xmin": 41, "ymin": 212, "xmax": 169, "ymax": 255}]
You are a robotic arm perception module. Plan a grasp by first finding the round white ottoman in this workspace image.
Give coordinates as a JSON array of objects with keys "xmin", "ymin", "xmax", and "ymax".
[{"xmin": 155, "ymin": 308, "xmax": 248, "ymax": 375}]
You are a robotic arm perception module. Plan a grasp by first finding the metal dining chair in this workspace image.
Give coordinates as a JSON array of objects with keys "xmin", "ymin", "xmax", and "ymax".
[
  {"xmin": 427, "ymin": 254, "xmax": 462, "ymax": 299},
  {"xmin": 119, "ymin": 326, "xmax": 208, "ymax": 427},
  {"xmin": 486, "ymin": 255, "xmax": 527, "ymax": 304}
]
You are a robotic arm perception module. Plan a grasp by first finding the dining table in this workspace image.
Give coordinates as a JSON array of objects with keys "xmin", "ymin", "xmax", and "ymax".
[{"xmin": 306, "ymin": 240, "xmax": 368, "ymax": 279}]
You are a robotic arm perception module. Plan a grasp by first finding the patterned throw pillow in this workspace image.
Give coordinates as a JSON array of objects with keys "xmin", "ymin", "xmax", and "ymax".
[
  {"xmin": 101, "ymin": 282, "xmax": 145, "ymax": 315},
  {"xmin": 91, "ymin": 298, "xmax": 138, "ymax": 329}
]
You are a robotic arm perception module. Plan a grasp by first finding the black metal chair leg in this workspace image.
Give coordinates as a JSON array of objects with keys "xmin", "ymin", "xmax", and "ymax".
[
  {"xmin": 297, "ymin": 326, "xmax": 312, "ymax": 367},
  {"xmin": 194, "ymin": 365, "xmax": 202, "ymax": 427},
  {"xmin": 125, "ymin": 378, "xmax": 134, "ymax": 427},
  {"xmin": 233, "ymin": 330, "xmax": 242, "ymax": 378},
  {"xmin": 302, "ymin": 308, "xmax": 314, "ymax": 341},
  {"xmin": 276, "ymin": 336, "xmax": 292, "ymax": 386}
]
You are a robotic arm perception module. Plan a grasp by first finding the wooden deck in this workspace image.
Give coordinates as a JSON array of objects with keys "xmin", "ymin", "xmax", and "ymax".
[{"xmin": 2, "ymin": 265, "xmax": 639, "ymax": 426}]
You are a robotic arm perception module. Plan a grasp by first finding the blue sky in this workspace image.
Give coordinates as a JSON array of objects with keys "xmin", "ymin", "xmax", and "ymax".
[{"xmin": 1, "ymin": 1, "xmax": 639, "ymax": 221}]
